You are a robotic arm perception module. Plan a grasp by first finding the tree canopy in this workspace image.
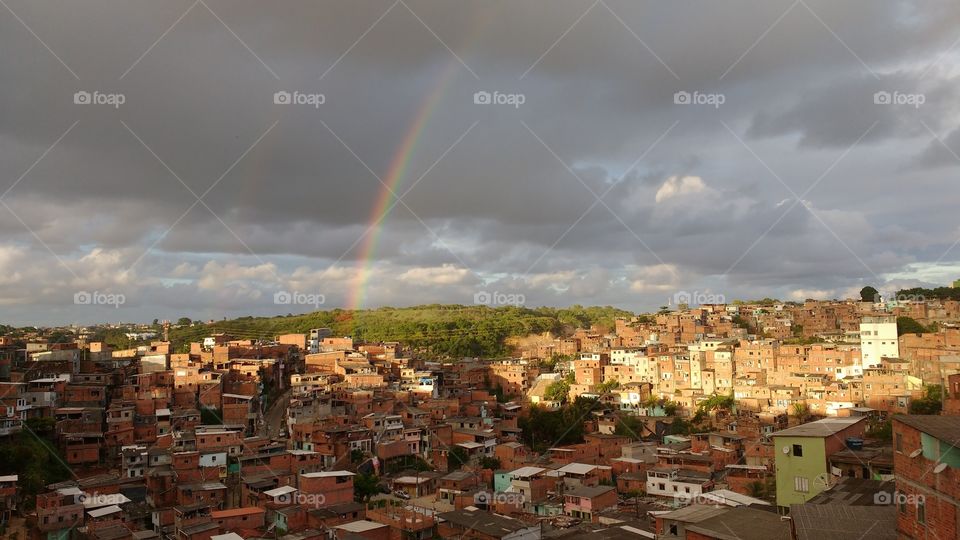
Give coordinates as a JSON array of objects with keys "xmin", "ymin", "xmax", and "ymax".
[
  {"xmin": 909, "ymin": 385, "xmax": 943, "ymax": 415},
  {"xmin": 168, "ymin": 304, "xmax": 634, "ymax": 358},
  {"xmin": 897, "ymin": 316, "xmax": 930, "ymax": 335},
  {"xmin": 860, "ymin": 286, "xmax": 879, "ymax": 302}
]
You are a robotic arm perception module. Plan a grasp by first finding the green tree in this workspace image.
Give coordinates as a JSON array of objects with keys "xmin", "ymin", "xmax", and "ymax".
[
  {"xmin": 0, "ymin": 431, "xmax": 72, "ymax": 506},
  {"xmin": 860, "ymin": 286, "xmax": 879, "ymax": 302},
  {"xmin": 614, "ymin": 415, "xmax": 645, "ymax": 439},
  {"xmin": 200, "ymin": 408, "xmax": 223, "ymax": 424},
  {"xmin": 897, "ymin": 316, "xmax": 929, "ymax": 336},
  {"xmin": 791, "ymin": 403, "xmax": 810, "ymax": 423},
  {"xmin": 697, "ymin": 393, "xmax": 734, "ymax": 414},
  {"xmin": 448, "ymin": 447, "xmax": 470, "ymax": 470},
  {"xmin": 595, "ymin": 378, "xmax": 620, "ymax": 396},
  {"xmin": 544, "ymin": 380, "xmax": 571, "ymax": 403},
  {"xmin": 909, "ymin": 385, "xmax": 943, "ymax": 415},
  {"xmin": 662, "ymin": 401, "xmax": 679, "ymax": 416},
  {"xmin": 745, "ymin": 480, "xmax": 767, "ymax": 498},
  {"xmin": 668, "ymin": 417, "xmax": 691, "ymax": 435},
  {"xmin": 731, "ymin": 315, "xmax": 750, "ymax": 330},
  {"xmin": 868, "ymin": 419, "xmax": 893, "ymax": 441},
  {"xmin": 353, "ymin": 473, "xmax": 380, "ymax": 502},
  {"xmin": 479, "ymin": 457, "xmax": 501, "ymax": 470},
  {"xmin": 24, "ymin": 416, "xmax": 56, "ymax": 435},
  {"xmin": 177, "ymin": 317, "xmax": 193, "ymax": 326}
]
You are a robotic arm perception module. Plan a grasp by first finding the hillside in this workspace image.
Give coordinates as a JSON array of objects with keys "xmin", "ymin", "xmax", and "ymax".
[{"xmin": 168, "ymin": 304, "xmax": 634, "ymax": 358}]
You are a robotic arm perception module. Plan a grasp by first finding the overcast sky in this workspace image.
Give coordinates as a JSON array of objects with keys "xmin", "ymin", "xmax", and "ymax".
[{"xmin": 2, "ymin": 0, "xmax": 960, "ymax": 325}]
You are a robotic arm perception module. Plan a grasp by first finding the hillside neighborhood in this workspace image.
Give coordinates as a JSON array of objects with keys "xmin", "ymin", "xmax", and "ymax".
[{"xmin": 0, "ymin": 294, "xmax": 958, "ymax": 540}]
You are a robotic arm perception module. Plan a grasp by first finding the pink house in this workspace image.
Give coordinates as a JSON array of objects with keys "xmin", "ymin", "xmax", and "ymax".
[{"xmin": 563, "ymin": 485, "xmax": 617, "ymax": 523}]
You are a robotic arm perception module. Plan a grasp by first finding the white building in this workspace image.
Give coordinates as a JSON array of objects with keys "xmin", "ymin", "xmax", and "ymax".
[
  {"xmin": 859, "ymin": 316, "xmax": 899, "ymax": 368},
  {"xmin": 646, "ymin": 467, "xmax": 713, "ymax": 501}
]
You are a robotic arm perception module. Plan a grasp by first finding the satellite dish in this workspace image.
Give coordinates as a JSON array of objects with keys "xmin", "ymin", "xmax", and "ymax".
[
  {"xmin": 782, "ymin": 446, "xmax": 791, "ymax": 454},
  {"xmin": 909, "ymin": 448, "xmax": 923, "ymax": 458},
  {"xmin": 934, "ymin": 462, "xmax": 948, "ymax": 474}
]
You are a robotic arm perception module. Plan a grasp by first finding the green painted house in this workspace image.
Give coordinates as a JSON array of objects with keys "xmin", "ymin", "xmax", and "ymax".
[{"xmin": 771, "ymin": 416, "xmax": 867, "ymax": 508}]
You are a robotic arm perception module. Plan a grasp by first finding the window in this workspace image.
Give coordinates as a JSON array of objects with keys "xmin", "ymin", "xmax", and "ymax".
[
  {"xmin": 899, "ymin": 499, "xmax": 907, "ymax": 514},
  {"xmin": 794, "ymin": 476, "xmax": 809, "ymax": 493},
  {"xmin": 895, "ymin": 433, "xmax": 903, "ymax": 453},
  {"xmin": 917, "ymin": 500, "xmax": 925, "ymax": 524},
  {"xmin": 792, "ymin": 444, "xmax": 803, "ymax": 457}
]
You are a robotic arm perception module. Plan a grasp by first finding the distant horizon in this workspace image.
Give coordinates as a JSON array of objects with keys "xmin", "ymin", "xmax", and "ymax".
[
  {"xmin": 3, "ymin": 1, "xmax": 960, "ymax": 331},
  {"xmin": 7, "ymin": 284, "xmax": 949, "ymax": 329}
]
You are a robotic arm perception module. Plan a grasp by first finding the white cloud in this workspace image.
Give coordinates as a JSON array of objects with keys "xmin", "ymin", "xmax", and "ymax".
[
  {"xmin": 398, "ymin": 264, "xmax": 471, "ymax": 286},
  {"xmin": 197, "ymin": 261, "xmax": 279, "ymax": 290},
  {"xmin": 655, "ymin": 175, "xmax": 707, "ymax": 203},
  {"xmin": 629, "ymin": 264, "xmax": 682, "ymax": 293},
  {"xmin": 788, "ymin": 288, "xmax": 835, "ymax": 301}
]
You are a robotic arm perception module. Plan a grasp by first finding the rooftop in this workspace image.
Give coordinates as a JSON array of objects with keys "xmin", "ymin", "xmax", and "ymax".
[
  {"xmin": 438, "ymin": 508, "xmax": 535, "ymax": 537},
  {"xmin": 211, "ymin": 507, "xmax": 266, "ymax": 518},
  {"xmin": 87, "ymin": 505, "xmax": 122, "ymax": 518},
  {"xmin": 806, "ymin": 477, "xmax": 895, "ymax": 506},
  {"xmin": 210, "ymin": 534, "xmax": 245, "ymax": 540},
  {"xmin": 771, "ymin": 417, "xmax": 865, "ymax": 438},
  {"xmin": 556, "ymin": 463, "xmax": 596, "ymax": 475},
  {"xmin": 334, "ymin": 520, "xmax": 386, "ymax": 533},
  {"xmin": 264, "ymin": 486, "xmax": 298, "ymax": 498},
  {"xmin": 301, "ymin": 470, "xmax": 355, "ymax": 478},
  {"xmin": 894, "ymin": 414, "xmax": 960, "ymax": 446},
  {"xmin": 790, "ymin": 503, "xmax": 896, "ymax": 540},
  {"xmin": 656, "ymin": 504, "xmax": 728, "ymax": 524},
  {"xmin": 698, "ymin": 488, "xmax": 770, "ymax": 507},
  {"xmin": 686, "ymin": 506, "xmax": 789, "ymax": 540},
  {"xmin": 509, "ymin": 466, "xmax": 546, "ymax": 478},
  {"xmin": 565, "ymin": 485, "xmax": 615, "ymax": 498}
]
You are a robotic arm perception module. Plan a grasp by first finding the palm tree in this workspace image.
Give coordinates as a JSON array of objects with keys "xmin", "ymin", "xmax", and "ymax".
[
  {"xmin": 745, "ymin": 481, "xmax": 766, "ymax": 499},
  {"xmin": 791, "ymin": 403, "xmax": 810, "ymax": 423}
]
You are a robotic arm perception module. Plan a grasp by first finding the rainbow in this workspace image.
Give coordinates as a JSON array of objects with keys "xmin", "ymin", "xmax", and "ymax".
[{"xmin": 345, "ymin": 60, "xmax": 464, "ymax": 310}]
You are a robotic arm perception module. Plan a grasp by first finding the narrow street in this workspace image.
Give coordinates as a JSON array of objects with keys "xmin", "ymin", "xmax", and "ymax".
[{"xmin": 262, "ymin": 388, "xmax": 291, "ymax": 439}]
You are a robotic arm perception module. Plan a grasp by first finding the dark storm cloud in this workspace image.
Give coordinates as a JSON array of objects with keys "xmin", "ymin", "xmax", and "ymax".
[{"xmin": 2, "ymin": 0, "xmax": 960, "ymax": 323}]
